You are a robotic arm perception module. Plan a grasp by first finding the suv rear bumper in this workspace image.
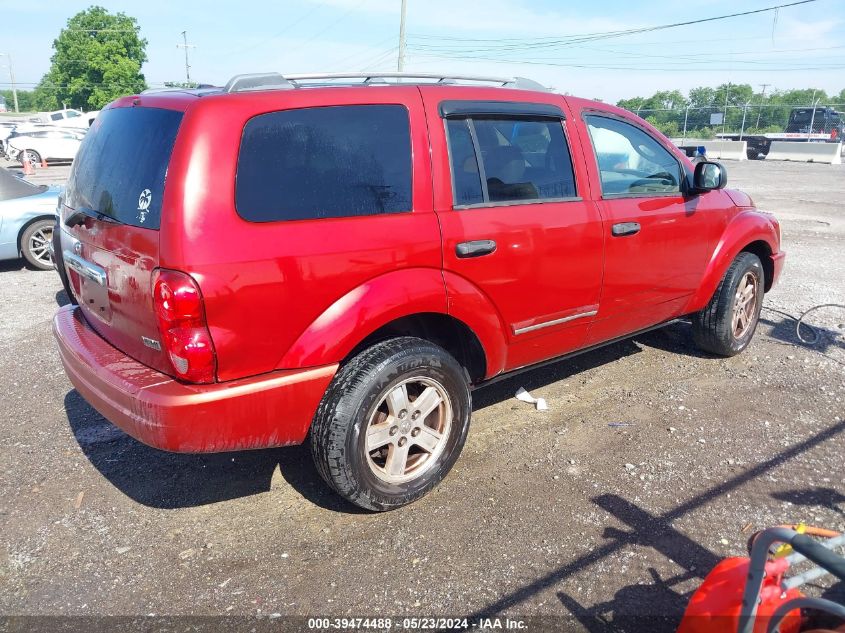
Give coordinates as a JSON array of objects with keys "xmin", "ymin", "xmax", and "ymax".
[{"xmin": 53, "ymin": 305, "xmax": 337, "ymax": 453}]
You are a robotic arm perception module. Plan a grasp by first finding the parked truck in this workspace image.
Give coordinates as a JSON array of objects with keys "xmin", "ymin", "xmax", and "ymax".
[{"xmin": 719, "ymin": 106, "xmax": 844, "ymax": 159}]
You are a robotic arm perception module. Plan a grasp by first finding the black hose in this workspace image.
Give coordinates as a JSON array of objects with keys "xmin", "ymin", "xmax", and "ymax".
[{"xmin": 795, "ymin": 303, "xmax": 845, "ymax": 344}]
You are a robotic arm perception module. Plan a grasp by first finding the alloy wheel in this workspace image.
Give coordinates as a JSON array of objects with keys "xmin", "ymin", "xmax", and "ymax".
[
  {"xmin": 731, "ymin": 271, "xmax": 759, "ymax": 338},
  {"xmin": 28, "ymin": 225, "xmax": 53, "ymax": 267},
  {"xmin": 364, "ymin": 376, "xmax": 453, "ymax": 484}
]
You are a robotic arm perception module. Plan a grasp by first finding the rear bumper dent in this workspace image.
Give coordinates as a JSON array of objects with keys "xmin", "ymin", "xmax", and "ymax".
[{"xmin": 53, "ymin": 305, "xmax": 337, "ymax": 452}]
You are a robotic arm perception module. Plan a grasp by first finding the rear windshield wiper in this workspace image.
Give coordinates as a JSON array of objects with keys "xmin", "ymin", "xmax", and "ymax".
[{"xmin": 65, "ymin": 206, "xmax": 124, "ymax": 228}]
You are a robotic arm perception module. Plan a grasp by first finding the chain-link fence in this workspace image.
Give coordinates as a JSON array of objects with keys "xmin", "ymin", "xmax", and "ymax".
[{"xmin": 627, "ymin": 104, "xmax": 845, "ymax": 140}]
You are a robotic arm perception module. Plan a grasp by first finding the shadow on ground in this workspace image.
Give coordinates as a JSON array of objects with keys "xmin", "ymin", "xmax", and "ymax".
[
  {"xmin": 65, "ymin": 323, "xmax": 682, "ymax": 511},
  {"xmin": 761, "ymin": 307, "xmax": 845, "ymax": 357},
  {"xmin": 472, "ymin": 418, "xmax": 845, "ymax": 631},
  {"xmin": 63, "ymin": 390, "xmax": 362, "ymax": 513}
]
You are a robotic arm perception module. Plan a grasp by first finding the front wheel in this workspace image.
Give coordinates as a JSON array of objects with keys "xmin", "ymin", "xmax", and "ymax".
[
  {"xmin": 692, "ymin": 252, "xmax": 764, "ymax": 356},
  {"xmin": 310, "ymin": 337, "xmax": 471, "ymax": 511}
]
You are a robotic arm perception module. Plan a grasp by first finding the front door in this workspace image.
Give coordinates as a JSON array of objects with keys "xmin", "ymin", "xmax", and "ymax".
[
  {"xmin": 421, "ymin": 89, "xmax": 605, "ymax": 372},
  {"xmin": 578, "ymin": 112, "xmax": 722, "ymax": 344}
]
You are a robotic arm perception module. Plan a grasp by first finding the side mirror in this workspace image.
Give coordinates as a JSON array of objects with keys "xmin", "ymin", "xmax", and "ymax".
[{"xmin": 692, "ymin": 161, "xmax": 727, "ymax": 192}]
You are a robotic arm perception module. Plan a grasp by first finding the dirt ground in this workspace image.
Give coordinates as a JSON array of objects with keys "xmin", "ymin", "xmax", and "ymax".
[{"xmin": 1, "ymin": 159, "xmax": 843, "ymax": 632}]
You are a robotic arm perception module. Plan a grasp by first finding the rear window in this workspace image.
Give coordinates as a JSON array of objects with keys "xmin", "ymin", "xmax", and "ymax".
[
  {"xmin": 235, "ymin": 105, "xmax": 412, "ymax": 222},
  {"xmin": 64, "ymin": 107, "xmax": 183, "ymax": 230}
]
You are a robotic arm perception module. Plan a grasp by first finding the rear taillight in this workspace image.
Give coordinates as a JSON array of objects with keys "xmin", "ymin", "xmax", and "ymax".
[{"xmin": 152, "ymin": 269, "xmax": 216, "ymax": 383}]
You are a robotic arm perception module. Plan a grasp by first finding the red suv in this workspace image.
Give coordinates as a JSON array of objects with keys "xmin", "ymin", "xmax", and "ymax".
[{"xmin": 52, "ymin": 73, "xmax": 785, "ymax": 511}]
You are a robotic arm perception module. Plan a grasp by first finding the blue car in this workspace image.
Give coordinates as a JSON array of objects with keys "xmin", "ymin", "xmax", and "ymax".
[{"xmin": 0, "ymin": 167, "xmax": 60, "ymax": 270}]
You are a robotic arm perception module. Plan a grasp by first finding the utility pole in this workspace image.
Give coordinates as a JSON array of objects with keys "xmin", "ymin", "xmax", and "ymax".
[
  {"xmin": 807, "ymin": 92, "xmax": 820, "ymax": 142},
  {"xmin": 0, "ymin": 52, "xmax": 19, "ymax": 112},
  {"xmin": 397, "ymin": 0, "xmax": 408, "ymax": 72},
  {"xmin": 176, "ymin": 31, "xmax": 196, "ymax": 86},
  {"xmin": 755, "ymin": 83, "xmax": 769, "ymax": 129},
  {"xmin": 723, "ymin": 82, "xmax": 730, "ymax": 135}
]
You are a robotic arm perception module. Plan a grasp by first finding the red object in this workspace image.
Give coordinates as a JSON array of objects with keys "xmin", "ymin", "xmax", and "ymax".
[
  {"xmin": 678, "ymin": 557, "xmax": 803, "ymax": 633},
  {"xmin": 53, "ymin": 83, "xmax": 786, "ymax": 453},
  {"xmin": 21, "ymin": 151, "xmax": 34, "ymax": 175}
]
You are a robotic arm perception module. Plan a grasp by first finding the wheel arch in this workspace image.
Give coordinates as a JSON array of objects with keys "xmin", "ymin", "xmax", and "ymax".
[
  {"xmin": 16, "ymin": 214, "xmax": 56, "ymax": 255},
  {"xmin": 344, "ymin": 312, "xmax": 488, "ymax": 384},
  {"xmin": 739, "ymin": 240, "xmax": 774, "ymax": 292},
  {"xmin": 685, "ymin": 211, "xmax": 779, "ymax": 313},
  {"xmin": 275, "ymin": 268, "xmax": 508, "ymax": 383}
]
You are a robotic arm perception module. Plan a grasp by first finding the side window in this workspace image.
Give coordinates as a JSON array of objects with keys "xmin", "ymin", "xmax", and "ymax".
[
  {"xmin": 445, "ymin": 119, "xmax": 483, "ymax": 206},
  {"xmin": 50, "ymin": 112, "xmax": 63, "ymax": 121},
  {"xmin": 66, "ymin": 110, "xmax": 81, "ymax": 118},
  {"xmin": 236, "ymin": 105, "xmax": 412, "ymax": 222},
  {"xmin": 445, "ymin": 115, "xmax": 576, "ymax": 207},
  {"xmin": 585, "ymin": 115, "xmax": 682, "ymax": 196}
]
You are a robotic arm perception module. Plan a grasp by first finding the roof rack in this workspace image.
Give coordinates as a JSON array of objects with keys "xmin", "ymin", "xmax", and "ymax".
[
  {"xmin": 141, "ymin": 85, "xmax": 222, "ymax": 96},
  {"xmin": 223, "ymin": 72, "xmax": 549, "ymax": 93}
]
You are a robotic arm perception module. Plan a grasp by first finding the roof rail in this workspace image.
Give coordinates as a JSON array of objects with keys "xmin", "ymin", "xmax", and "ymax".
[
  {"xmin": 141, "ymin": 85, "xmax": 223, "ymax": 97},
  {"xmin": 224, "ymin": 73, "xmax": 294, "ymax": 93},
  {"xmin": 223, "ymin": 72, "xmax": 549, "ymax": 93}
]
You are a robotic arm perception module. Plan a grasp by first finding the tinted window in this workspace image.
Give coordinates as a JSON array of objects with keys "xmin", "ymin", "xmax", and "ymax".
[
  {"xmin": 445, "ymin": 116, "xmax": 576, "ymax": 206},
  {"xmin": 50, "ymin": 112, "xmax": 63, "ymax": 121},
  {"xmin": 585, "ymin": 115, "xmax": 681, "ymax": 196},
  {"xmin": 236, "ymin": 105, "xmax": 412, "ymax": 222},
  {"xmin": 64, "ymin": 107, "xmax": 183, "ymax": 229},
  {"xmin": 445, "ymin": 119, "xmax": 483, "ymax": 206}
]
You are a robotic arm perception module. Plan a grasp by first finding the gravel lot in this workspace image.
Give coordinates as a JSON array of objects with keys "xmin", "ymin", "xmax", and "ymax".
[{"xmin": 1, "ymin": 159, "xmax": 843, "ymax": 631}]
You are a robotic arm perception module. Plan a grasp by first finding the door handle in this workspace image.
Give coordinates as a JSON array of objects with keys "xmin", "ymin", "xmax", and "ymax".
[
  {"xmin": 611, "ymin": 222, "xmax": 641, "ymax": 237},
  {"xmin": 456, "ymin": 240, "xmax": 497, "ymax": 258}
]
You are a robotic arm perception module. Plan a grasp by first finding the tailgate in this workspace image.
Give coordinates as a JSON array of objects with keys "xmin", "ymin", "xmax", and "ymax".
[{"xmin": 60, "ymin": 105, "xmax": 183, "ymax": 375}]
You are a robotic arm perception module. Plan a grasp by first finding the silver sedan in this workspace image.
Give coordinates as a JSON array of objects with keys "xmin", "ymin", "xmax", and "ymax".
[{"xmin": 0, "ymin": 167, "xmax": 60, "ymax": 270}]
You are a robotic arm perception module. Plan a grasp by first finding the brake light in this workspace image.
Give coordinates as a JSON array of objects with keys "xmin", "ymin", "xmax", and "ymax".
[{"xmin": 152, "ymin": 269, "xmax": 216, "ymax": 383}]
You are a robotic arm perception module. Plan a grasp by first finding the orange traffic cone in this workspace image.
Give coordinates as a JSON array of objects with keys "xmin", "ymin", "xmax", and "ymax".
[{"xmin": 22, "ymin": 151, "xmax": 35, "ymax": 176}]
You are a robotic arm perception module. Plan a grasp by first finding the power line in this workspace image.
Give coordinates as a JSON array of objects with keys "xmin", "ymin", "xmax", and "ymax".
[
  {"xmin": 408, "ymin": 0, "xmax": 820, "ymax": 51},
  {"xmin": 407, "ymin": 51, "xmax": 845, "ymax": 72}
]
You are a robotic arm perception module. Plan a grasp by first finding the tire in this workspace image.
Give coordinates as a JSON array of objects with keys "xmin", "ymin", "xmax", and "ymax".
[
  {"xmin": 20, "ymin": 219, "xmax": 55, "ymax": 270},
  {"xmin": 310, "ymin": 336, "xmax": 471, "ymax": 511},
  {"xmin": 692, "ymin": 252, "xmax": 764, "ymax": 356},
  {"xmin": 19, "ymin": 149, "xmax": 41, "ymax": 167}
]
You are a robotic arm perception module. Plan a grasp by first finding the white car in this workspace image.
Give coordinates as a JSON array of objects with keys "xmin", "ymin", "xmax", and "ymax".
[
  {"xmin": 7, "ymin": 128, "xmax": 85, "ymax": 166},
  {"xmin": 31, "ymin": 108, "xmax": 99, "ymax": 128}
]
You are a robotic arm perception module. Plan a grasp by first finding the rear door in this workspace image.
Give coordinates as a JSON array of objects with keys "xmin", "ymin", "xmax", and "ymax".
[
  {"xmin": 59, "ymin": 105, "xmax": 184, "ymax": 373},
  {"xmin": 577, "ymin": 111, "xmax": 722, "ymax": 344},
  {"xmin": 421, "ymin": 89, "xmax": 604, "ymax": 371}
]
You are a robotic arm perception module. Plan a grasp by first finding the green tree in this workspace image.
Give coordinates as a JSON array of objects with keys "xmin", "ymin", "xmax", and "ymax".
[
  {"xmin": 0, "ymin": 89, "xmax": 35, "ymax": 111},
  {"xmin": 35, "ymin": 6, "xmax": 147, "ymax": 111},
  {"xmin": 688, "ymin": 87, "xmax": 715, "ymax": 109}
]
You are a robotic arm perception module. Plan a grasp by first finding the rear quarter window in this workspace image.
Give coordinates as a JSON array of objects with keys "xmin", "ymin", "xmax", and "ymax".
[{"xmin": 235, "ymin": 104, "xmax": 412, "ymax": 222}]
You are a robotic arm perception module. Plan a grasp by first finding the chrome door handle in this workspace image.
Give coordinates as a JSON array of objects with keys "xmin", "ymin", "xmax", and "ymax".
[
  {"xmin": 456, "ymin": 240, "xmax": 497, "ymax": 258},
  {"xmin": 611, "ymin": 222, "xmax": 641, "ymax": 237}
]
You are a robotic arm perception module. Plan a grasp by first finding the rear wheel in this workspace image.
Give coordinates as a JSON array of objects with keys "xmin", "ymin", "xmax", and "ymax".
[
  {"xmin": 21, "ymin": 219, "xmax": 54, "ymax": 270},
  {"xmin": 692, "ymin": 252, "xmax": 764, "ymax": 356},
  {"xmin": 310, "ymin": 337, "xmax": 471, "ymax": 511}
]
